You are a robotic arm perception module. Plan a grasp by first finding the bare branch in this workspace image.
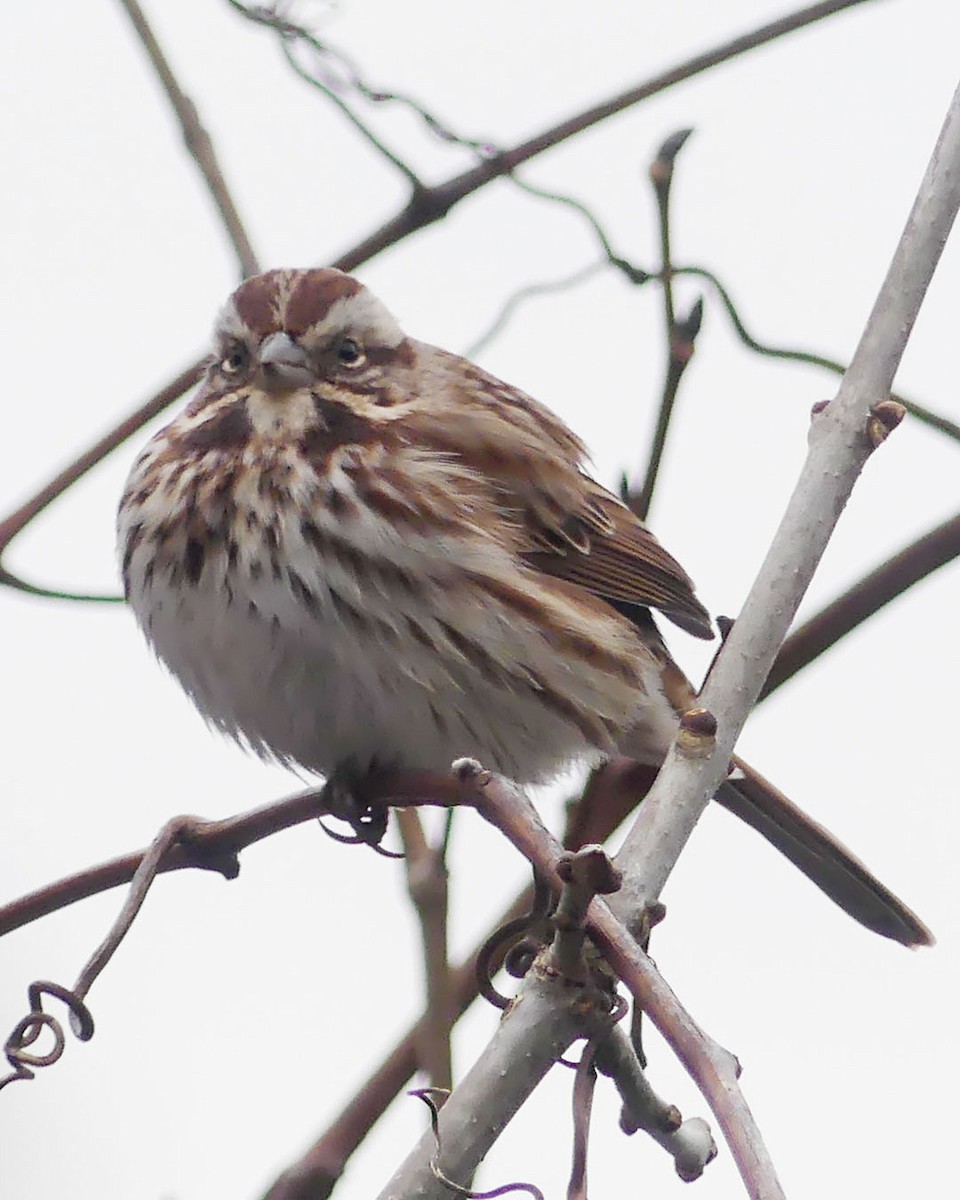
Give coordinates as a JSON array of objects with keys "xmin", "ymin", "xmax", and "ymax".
[
  {"xmin": 591, "ymin": 913, "xmax": 779, "ymax": 1198},
  {"xmin": 0, "ymin": 0, "xmax": 893, "ymax": 599},
  {"xmin": 117, "ymin": 0, "xmax": 260, "ymax": 279},
  {"xmin": 378, "ymin": 962, "xmax": 596, "ymax": 1200},
  {"xmin": 630, "ymin": 129, "xmax": 701, "ymax": 520},
  {"xmin": 336, "ymin": 1, "xmax": 879, "ymax": 268},
  {"xmin": 0, "ymin": 360, "xmax": 203, "ymax": 602},
  {"xmin": 674, "ymin": 264, "xmax": 960, "ymax": 442},
  {"xmin": 595, "ymin": 1024, "xmax": 717, "ymax": 1179},
  {"xmin": 613, "ymin": 73, "xmax": 960, "ymax": 921},
  {"xmin": 397, "ymin": 808, "xmax": 455, "ymax": 1093},
  {"xmin": 762, "ymin": 509, "xmax": 960, "ymax": 698}
]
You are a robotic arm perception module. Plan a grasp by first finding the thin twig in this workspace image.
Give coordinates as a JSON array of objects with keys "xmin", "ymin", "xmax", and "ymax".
[
  {"xmin": 464, "ymin": 262, "xmax": 608, "ymax": 359},
  {"xmin": 675, "ymin": 264, "xmax": 960, "ymax": 442},
  {"xmin": 276, "ymin": 34, "xmax": 424, "ymax": 191},
  {"xmin": 0, "ymin": 0, "xmax": 893, "ymax": 599},
  {"xmin": 118, "ymin": 0, "xmax": 260, "ymax": 279},
  {"xmin": 226, "ymin": 1, "xmax": 495, "ymax": 164},
  {"xmin": 615, "ymin": 69, "xmax": 960, "ymax": 918},
  {"xmin": 396, "ymin": 809, "xmax": 455, "ymax": 1093},
  {"xmin": 335, "ymin": 1, "xmax": 879, "ymax": 268},
  {"xmin": 631, "ymin": 130, "xmax": 701, "ymax": 520},
  {"xmin": 0, "ymin": 360, "xmax": 203, "ymax": 601}
]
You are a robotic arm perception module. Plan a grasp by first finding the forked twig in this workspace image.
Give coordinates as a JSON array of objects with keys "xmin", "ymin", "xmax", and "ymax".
[{"xmin": 630, "ymin": 129, "xmax": 703, "ymax": 520}]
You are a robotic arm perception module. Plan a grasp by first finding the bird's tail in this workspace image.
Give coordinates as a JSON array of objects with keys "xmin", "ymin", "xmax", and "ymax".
[{"xmin": 717, "ymin": 755, "xmax": 932, "ymax": 947}]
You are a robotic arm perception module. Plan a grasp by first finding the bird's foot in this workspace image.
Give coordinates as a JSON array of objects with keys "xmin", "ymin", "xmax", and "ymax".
[{"xmin": 318, "ymin": 758, "xmax": 403, "ymax": 858}]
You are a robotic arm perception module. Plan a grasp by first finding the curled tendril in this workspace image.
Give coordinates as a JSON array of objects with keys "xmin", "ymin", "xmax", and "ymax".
[
  {"xmin": 1, "ymin": 981, "xmax": 94, "ymax": 1092},
  {"xmin": 475, "ymin": 871, "xmax": 553, "ymax": 1009},
  {"xmin": 409, "ymin": 1088, "xmax": 545, "ymax": 1199}
]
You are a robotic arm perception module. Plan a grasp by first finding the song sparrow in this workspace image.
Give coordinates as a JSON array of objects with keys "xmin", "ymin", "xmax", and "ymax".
[{"xmin": 118, "ymin": 268, "xmax": 929, "ymax": 946}]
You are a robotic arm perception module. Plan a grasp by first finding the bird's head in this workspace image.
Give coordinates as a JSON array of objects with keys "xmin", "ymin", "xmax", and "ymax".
[{"xmin": 209, "ymin": 267, "xmax": 408, "ymax": 402}]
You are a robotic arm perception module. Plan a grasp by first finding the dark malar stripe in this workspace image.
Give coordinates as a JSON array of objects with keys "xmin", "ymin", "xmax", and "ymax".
[{"xmin": 179, "ymin": 402, "xmax": 253, "ymax": 452}]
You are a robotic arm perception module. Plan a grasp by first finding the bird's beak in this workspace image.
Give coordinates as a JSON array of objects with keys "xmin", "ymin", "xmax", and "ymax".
[{"xmin": 257, "ymin": 332, "xmax": 315, "ymax": 393}]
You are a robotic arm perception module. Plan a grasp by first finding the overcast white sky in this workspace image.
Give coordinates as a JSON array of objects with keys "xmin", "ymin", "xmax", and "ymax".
[{"xmin": 1, "ymin": 2, "xmax": 957, "ymax": 1198}]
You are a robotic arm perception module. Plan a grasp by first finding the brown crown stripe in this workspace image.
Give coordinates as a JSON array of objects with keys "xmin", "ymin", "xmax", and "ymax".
[
  {"xmin": 230, "ymin": 271, "xmax": 287, "ymax": 338},
  {"xmin": 285, "ymin": 270, "xmax": 361, "ymax": 337}
]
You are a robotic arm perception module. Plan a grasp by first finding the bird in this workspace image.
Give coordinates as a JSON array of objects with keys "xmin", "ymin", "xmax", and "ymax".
[{"xmin": 117, "ymin": 267, "xmax": 930, "ymax": 947}]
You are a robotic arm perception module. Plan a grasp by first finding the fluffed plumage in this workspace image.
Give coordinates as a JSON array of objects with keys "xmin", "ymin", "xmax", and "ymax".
[{"xmin": 118, "ymin": 268, "xmax": 931, "ymax": 947}]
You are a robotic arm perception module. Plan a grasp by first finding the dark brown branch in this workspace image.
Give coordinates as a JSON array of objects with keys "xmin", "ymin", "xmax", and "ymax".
[
  {"xmin": 396, "ymin": 809, "xmax": 454, "ymax": 1094},
  {"xmin": 118, "ymin": 0, "xmax": 260, "ymax": 279},
  {"xmin": 0, "ymin": 772, "xmax": 484, "ymax": 938},
  {"xmin": 335, "ymin": 0, "xmax": 874, "ymax": 270},
  {"xmin": 262, "ymin": 888, "xmax": 535, "ymax": 1200},
  {"xmin": 0, "ymin": 361, "xmax": 203, "ymax": 601},
  {"xmin": 761, "ymin": 509, "xmax": 960, "ymax": 698},
  {"xmin": 630, "ymin": 130, "xmax": 701, "ymax": 520},
  {"xmin": 0, "ymin": 0, "xmax": 881, "ymax": 599},
  {"xmin": 5, "ymin": 494, "xmax": 956, "ymax": 935},
  {"xmin": 674, "ymin": 264, "xmax": 960, "ymax": 443}
]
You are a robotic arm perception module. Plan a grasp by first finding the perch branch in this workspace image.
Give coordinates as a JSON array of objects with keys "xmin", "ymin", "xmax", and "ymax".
[{"xmin": 613, "ymin": 71, "xmax": 960, "ymax": 922}]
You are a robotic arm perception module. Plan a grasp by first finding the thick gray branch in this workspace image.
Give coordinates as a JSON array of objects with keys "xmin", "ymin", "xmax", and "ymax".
[
  {"xmin": 615, "ymin": 75, "xmax": 960, "ymax": 915},
  {"xmin": 377, "ymin": 965, "xmax": 584, "ymax": 1200},
  {"xmin": 377, "ymin": 73, "xmax": 960, "ymax": 1200}
]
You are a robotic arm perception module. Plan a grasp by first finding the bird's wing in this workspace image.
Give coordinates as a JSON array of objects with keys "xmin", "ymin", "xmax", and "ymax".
[
  {"xmin": 404, "ymin": 349, "xmax": 714, "ymax": 639},
  {"xmin": 518, "ymin": 477, "xmax": 714, "ymax": 639}
]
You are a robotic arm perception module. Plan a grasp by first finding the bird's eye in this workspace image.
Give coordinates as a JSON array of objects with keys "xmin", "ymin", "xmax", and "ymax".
[
  {"xmin": 220, "ymin": 345, "xmax": 250, "ymax": 375},
  {"xmin": 336, "ymin": 337, "xmax": 365, "ymax": 367}
]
